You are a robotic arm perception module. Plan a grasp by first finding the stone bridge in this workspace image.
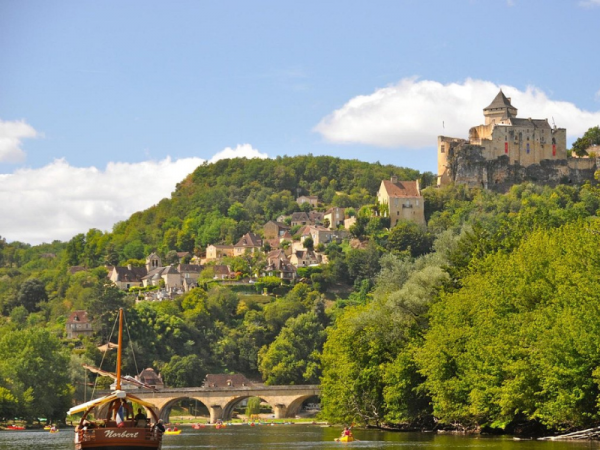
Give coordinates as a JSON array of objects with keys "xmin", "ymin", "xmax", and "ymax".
[{"xmin": 95, "ymin": 385, "xmax": 320, "ymax": 423}]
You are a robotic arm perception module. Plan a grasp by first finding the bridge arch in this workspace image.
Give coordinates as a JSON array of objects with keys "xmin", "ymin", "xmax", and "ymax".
[
  {"xmin": 154, "ymin": 396, "xmax": 214, "ymax": 423},
  {"xmin": 221, "ymin": 395, "xmax": 270, "ymax": 421}
]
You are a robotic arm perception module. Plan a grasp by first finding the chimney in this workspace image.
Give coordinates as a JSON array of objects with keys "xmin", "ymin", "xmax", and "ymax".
[
  {"xmin": 127, "ymin": 264, "xmax": 133, "ymax": 270},
  {"xmin": 391, "ymin": 175, "xmax": 398, "ymax": 184}
]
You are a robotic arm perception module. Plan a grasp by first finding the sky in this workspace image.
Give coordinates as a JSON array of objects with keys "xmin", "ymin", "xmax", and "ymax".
[{"xmin": 1, "ymin": 0, "xmax": 600, "ymax": 245}]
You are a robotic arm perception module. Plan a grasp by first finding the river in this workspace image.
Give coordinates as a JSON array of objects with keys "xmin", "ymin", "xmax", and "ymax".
[{"xmin": 1, "ymin": 425, "xmax": 598, "ymax": 450}]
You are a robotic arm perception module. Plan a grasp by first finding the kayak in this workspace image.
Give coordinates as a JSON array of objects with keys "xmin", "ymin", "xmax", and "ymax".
[
  {"xmin": 165, "ymin": 429, "xmax": 182, "ymax": 435},
  {"xmin": 336, "ymin": 435, "xmax": 355, "ymax": 442}
]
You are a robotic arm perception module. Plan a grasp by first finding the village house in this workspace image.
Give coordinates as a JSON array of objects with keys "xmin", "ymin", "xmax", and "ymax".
[
  {"xmin": 308, "ymin": 211, "xmax": 325, "ymax": 225},
  {"xmin": 66, "ymin": 310, "xmax": 94, "ymax": 339},
  {"xmin": 137, "ymin": 368, "xmax": 165, "ymax": 389},
  {"xmin": 212, "ymin": 264, "xmax": 232, "ymax": 280},
  {"xmin": 264, "ymin": 249, "xmax": 297, "ymax": 281},
  {"xmin": 324, "ymin": 207, "xmax": 345, "ymax": 229},
  {"xmin": 301, "ymin": 225, "xmax": 337, "ymax": 246},
  {"xmin": 203, "ymin": 373, "xmax": 256, "ymax": 388},
  {"xmin": 233, "ymin": 232, "xmax": 263, "ymax": 257},
  {"xmin": 377, "ymin": 176, "xmax": 425, "ymax": 227},
  {"xmin": 291, "ymin": 211, "xmax": 311, "ymax": 227},
  {"xmin": 205, "ymin": 244, "xmax": 235, "ymax": 260},
  {"xmin": 296, "ymin": 195, "xmax": 318, "ymax": 207},
  {"xmin": 263, "ymin": 220, "xmax": 291, "ymax": 239},
  {"xmin": 290, "ymin": 249, "xmax": 322, "ymax": 268},
  {"xmin": 108, "ymin": 264, "xmax": 147, "ymax": 290},
  {"xmin": 142, "ymin": 261, "xmax": 203, "ymax": 293}
]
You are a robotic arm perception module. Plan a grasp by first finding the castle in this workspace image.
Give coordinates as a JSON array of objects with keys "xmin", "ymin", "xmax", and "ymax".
[{"xmin": 437, "ymin": 91, "xmax": 597, "ymax": 190}]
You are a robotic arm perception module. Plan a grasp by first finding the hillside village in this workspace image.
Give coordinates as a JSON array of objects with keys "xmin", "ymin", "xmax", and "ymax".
[{"xmin": 107, "ymin": 176, "xmax": 425, "ymax": 299}]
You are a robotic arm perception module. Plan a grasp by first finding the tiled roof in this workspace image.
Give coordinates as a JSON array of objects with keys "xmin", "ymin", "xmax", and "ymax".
[
  {"xmin": 509, "ymin": 118, "xmax": 551, "ymax": 129},
  {"xmin": 213, "ymin": 265, "xmax": 230, "ymax": 275},
  {"xmin": 235, "ymin": 232, "xmax": 263, "ymax": 247},
  {"xmin": 291, "ymin": 212, "xmax": 310, "ymax": 221},
  {"xmin": 67, "ymin": 310, "xmax": 90, "ymax": 324},
  {"xmin": 381, "ymin": 180, "xmax": 421, "ymax": 198},
  {"xmin": 114, "ymin": 266, "xmax": 147, "ymax": 282},
  {"xmin": 178, "ymin": 264, "xmax": 203, "ymax": 273},
  {"xmin": 484, "ymin": 90, "xmax": 513, "ymax": 110},
  {"xmin": 203, "ymin": 373, "xmax": 255, "ymax": 387}
]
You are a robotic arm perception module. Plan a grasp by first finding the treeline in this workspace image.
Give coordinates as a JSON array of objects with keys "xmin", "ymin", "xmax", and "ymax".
[{"xmin": 321, "ymin": 181, "xmax": 600, "ymax": 433}]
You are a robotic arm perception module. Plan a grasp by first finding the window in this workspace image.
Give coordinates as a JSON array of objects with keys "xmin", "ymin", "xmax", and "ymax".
[{"xmin": 440, "ymin": 144, "xmax": 445, "ymax": 153}]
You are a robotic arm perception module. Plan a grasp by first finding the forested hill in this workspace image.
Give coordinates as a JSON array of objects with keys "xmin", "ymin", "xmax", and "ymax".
[
  {"xmin": 71, "ymin": 155, "xmax": 432, "ymax": 266},
  {"xmin": 5, "ymin": 154, "xmax": 600, "ymax": 434}
]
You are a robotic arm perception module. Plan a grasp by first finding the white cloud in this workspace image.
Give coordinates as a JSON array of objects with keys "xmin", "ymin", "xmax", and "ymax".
[
  {"xmin": 0, "ymin": 119, "xmax": 40, "ymax": 163},
  {"xmin": 0, "ymin": 144, "xmax": 268, "ymax": 245},
  {"xmin": 579, "ymin": 0, "xmax": 600, "ymax": 7},
  {"xmin": 209, "ymin": 143, "xmax": 269, "ymax": 163},
  {"xmin": 314, "ymin": 78, "xmax": 600, "ymax": 148}
]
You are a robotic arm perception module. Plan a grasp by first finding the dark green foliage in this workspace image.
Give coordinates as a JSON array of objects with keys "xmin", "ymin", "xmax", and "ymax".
[
  {"xmin": 571, "ymin": 125, "xmax": 600, "ymax": 156},
  {"xmin": 161, "ymin": 354, "xmax": 207, "ymax": 387}
]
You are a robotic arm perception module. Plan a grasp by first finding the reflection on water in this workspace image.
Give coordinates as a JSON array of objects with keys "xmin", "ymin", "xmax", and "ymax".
[{"xmin": 1, "ymin": 425, "xmax": 599, "ymax": 450}]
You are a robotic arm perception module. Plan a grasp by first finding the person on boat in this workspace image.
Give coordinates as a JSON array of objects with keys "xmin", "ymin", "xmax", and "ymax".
[
  {"xmin": 154, "ymin": 419, "xmax": 166, "ymax": 434},
  {"xmin": 134, "ymin": 408, "xmax": 147, "ymax": 421},
  {"xmin": 341, "ymin": 426, "xmax": 352, "ymax": 438}
]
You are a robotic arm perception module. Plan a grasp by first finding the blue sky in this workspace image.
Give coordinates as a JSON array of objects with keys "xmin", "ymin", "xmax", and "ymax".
[{"xmin": 1, "ymin": 0, "xmax": 600, "ymax": 244}]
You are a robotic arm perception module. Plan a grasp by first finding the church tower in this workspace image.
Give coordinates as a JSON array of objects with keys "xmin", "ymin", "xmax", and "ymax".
[
  {"xmin": 483, "ymin": 90, "xmax": 518, "ymax": 125},
  {"xmin": 145, "ymin": 253, "xmax": 162, "ymax": 272}
]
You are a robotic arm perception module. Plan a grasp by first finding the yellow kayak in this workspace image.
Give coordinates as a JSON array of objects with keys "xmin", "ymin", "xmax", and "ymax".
[
  {"xmin": 336, "ymin": 435, "xmax": 355, "ymax": 442},
  {"xmin": 165, "ymin": 429, "xmax": 182, "ymax": 435}
]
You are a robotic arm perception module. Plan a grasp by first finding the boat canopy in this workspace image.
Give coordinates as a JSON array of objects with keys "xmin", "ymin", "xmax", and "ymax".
[{"xmin": 68, "ymin": 392, "xmax": 158, "ymax": 416}]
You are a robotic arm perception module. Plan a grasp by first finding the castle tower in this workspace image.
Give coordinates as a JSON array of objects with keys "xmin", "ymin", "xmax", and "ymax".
[{"xmin": 483, "ymin": 90, "xmax": 517, "ymax": 125}]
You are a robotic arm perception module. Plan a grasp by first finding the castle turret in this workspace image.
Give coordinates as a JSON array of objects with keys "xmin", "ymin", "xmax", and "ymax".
[{"xmin": 483, "ymin": 90, "xmax": 517, "ymax": 125}]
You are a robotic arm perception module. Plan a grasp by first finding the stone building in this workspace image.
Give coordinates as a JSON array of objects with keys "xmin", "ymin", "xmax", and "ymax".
[
  {"xmin": 437, "ymin": 90, "xmax": 597, "ymax": 190},
  {"xmin": 66, "ymin": 310, "xmax": 94, "ymax": 339},
  {"xmin": 377, "ymin": 177, "xmax": 425, "ymax": 227}
]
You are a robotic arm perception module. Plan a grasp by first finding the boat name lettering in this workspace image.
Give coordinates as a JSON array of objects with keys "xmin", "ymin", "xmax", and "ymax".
[{"xmin": 104, "ymin": 430, "xmax": 140, "ymax": 438}]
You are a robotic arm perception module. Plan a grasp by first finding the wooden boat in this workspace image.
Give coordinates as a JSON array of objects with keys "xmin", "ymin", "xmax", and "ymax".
[{"xmin": 68, "ymin": 308, "xmax": 163, "ymax": 450}]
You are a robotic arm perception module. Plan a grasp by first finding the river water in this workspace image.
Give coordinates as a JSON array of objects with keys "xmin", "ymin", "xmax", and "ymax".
[{"xmin": 1, "ymin": 425, "xmax": 598, "ymax": 450}]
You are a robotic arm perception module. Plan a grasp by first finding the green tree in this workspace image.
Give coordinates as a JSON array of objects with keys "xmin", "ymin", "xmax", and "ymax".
[
  {"xmin": 258, "ymin": 311, "xmax": 325, "ymax": 384},
  {"xmin": 0, "ymin": 328, "xmax": 73, "ymax": 422},
  {"xmin": 386, "ymin": 221, "xmax": 432, "ymax": 257},
  {"xmin": 161, "ymin": 354, "xmax": 207, "ymax": 387},
  {"xmin": 571, "ymin": 125, "xmax": 600, "ymax": 156},
  {"xmin": 16, "ymin": 278, "xmax": 48, "ymax": 313},
  {"xmin": 245, "ymin": 397, "xmax": 262, "ymax": 416}
]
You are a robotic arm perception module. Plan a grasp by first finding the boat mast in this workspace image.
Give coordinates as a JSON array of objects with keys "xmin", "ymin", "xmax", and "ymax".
[{"xmin": 116, "ymin": 308, "xmax": 123, "ymax": 391}]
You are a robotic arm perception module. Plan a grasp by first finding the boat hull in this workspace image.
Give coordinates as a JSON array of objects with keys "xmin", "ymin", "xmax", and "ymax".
[{"xmin": 75, "ymin": 427, "xmax": 162, "ymax": 450}]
